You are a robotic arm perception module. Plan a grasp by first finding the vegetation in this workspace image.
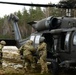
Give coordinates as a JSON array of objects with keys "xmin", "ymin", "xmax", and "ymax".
[{"xmin": 0, "ymin": 2, "xmax": 76, "ymax": 39}]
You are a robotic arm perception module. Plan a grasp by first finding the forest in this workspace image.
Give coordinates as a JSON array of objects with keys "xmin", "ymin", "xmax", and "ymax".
[{"xmin": 0, "ymin": 4, "xmax": 76, "ymax": 39}]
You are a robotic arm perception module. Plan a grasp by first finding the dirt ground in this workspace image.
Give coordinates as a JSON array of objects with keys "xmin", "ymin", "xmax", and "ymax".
[
  {"xmin": 1, "ymin": 59, "xmax": 76, "ymax": 75},
  {"xmin": 0, "ymin": 67, "xmax": 76, "ymax": 75},
  {"xmin": 2, "ymin": 46, "xmax": 76, "ymax": 75},
  {"xmin": 0, "ymin": 67, "xmax": 51, "ymax": 75}
]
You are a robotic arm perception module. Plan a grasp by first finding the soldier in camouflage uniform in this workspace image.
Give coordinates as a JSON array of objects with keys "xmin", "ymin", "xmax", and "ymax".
[
  {"xmin": 37, "ymin": 37, "xmax": 48, "ymax": 74},
  {"xmin": 0, "ymin": 40, "xmax": 6, "ymax": 68},
  {"xmin": 19, "ymin": 40, "xmax": 36, "ymax": 73}
]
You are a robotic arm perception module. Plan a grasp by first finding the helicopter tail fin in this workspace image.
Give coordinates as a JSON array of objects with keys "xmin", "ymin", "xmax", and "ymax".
[{"xmin": 8, "ymin": 14, "xmax": 22, "ymax": 41}]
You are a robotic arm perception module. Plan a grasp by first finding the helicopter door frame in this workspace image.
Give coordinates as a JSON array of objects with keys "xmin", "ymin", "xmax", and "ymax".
[
  {"xmin": 58, "ymin": 31, "xmax": 72, "ymax": 53},
  {"xmin": 64, "ymin": 32, "xmax": 72, "ymax": 52},
  {"xmin": 70, "ymin": 31, "xmax": 76, "ymax": 52},
  {"xmin": 30, "ymin": 33, "xmax": 42, "ymax": 48},
  {"xmin": 34, "ymin": 35, "xmax": 41, "ymax": 48}
]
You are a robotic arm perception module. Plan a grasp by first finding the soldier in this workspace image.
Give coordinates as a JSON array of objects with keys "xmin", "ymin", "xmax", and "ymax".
[
  {"xmin": 19, "ymin": 40, "xmax": 36, "ymax": 73},
  {"xmin": 37, "ymin": 37, "xmax": 48, "ymax": 74},
  {"xmin": 0, "ymin": 40, "xmax": 6, "ymax": 68}
]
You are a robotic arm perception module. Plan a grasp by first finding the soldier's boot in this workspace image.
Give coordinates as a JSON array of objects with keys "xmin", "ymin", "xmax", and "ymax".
[
  {"xmin": 45, "ymin": 63, "xmax": 49, "ymax": 73},
  {"xmin": 25, "ymin": 67, "xmax": 30, "ymax": 73},
  {"xmin": 30, "ymin": 67, "xmax": 36, "ymax": 73},
  {"xmin": 30, "ymin": 60, "xmax": 37, "ymax": 73},
  {"xmin": 45, "ymin": 68, "xmax": 49, "ymax": 73},
  {"xmin": 23, "ymin": 68, "xmax": 27, "ymax": 73},
  {"xmin": 23, "ymin": 65, "xmax": 29, "ymax": 73},
  {"xmin": 41, "ymin": 70, "xmax": 44, "ymax": 74},
  {"xmin": 41, "ymin": 66, "xmax": 45, "ymax": 74}
]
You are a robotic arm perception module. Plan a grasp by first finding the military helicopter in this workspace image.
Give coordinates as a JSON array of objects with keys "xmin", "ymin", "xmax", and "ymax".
[{"xmin": 0, "ymin": 0, "xmax": 76, "ymax": 75}]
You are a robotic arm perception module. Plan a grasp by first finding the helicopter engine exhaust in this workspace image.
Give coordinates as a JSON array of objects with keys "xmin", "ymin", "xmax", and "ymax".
[{"xmin": 28, "ymin": 17, "xmax": 60, "ymax": 32}]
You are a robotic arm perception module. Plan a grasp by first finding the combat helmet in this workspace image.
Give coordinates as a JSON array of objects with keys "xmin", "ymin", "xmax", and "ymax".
[
  {"xmin": 26, "ymin": 40, "xmax": 33, "ymax": 45},
  {"xmin": 40, "ymin": 37, "xmax": 45, "ymax": 43},
  {"xmin": 0, "ymin": 40, "xmax": 6, "ymax": 45}
]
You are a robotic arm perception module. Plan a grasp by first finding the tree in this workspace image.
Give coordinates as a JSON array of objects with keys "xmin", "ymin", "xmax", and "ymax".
[
  {"xmin": 35, "ymin": 7, "xmax": 45, "ymax": 20},
  {"xmin": 22, "ymin": 7, "xmax": 32, "ymax": 38}
]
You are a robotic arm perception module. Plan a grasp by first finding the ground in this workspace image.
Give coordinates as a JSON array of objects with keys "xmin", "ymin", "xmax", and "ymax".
[
  {"xmin": 1, "ymin": 47, "xmax": 76, "ymax": 75},
  {"xmin": 0, "ymin": 66, "xmax": 76, "ymax": 75}
]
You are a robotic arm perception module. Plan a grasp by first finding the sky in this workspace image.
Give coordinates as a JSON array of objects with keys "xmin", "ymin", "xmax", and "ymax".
[{"xmin": 0, "ymin": 0, "xmax": 60, "ymax": 17}]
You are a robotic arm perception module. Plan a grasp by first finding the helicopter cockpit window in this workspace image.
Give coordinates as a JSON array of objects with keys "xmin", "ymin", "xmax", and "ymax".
[{"xmin": 73, "ymin": 34, "xmax": 76, "ymax": 45}]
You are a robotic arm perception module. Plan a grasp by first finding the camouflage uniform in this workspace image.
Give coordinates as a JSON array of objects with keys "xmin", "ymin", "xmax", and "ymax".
[
  {"xmin": 19, "ymin": 40, "xmax": 36, "ymax": 72},
  {"xmin": 37, "ymin": 38, "xmax": 48, "ymax": 74},
  {"xmin": 0, "ymin": 41, "xmax": 6, "ymax": 68}
]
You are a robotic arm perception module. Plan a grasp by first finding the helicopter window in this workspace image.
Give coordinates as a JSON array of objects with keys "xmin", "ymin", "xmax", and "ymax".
[
  {"xmin": 68, "ymin": 21, "xmax": 71, "ymax": 26},
  {"xmin": 30, "ymin": 36, "xmax": 35, "ymax": 41},
  {"xmin": 35, "ymin": 35, "xmax": 41, "ymax": 44},
  {"xmin": 66, "ymin": 9, "xmax": 71, "ymax": 17},
  {"xmin": 60, "ymin": 33, "xmax": 66, "ymax": 50},
  {"xmin": 73, "ymin": 35, "xmax": 76, "ymax": 45},
  {"xmin": 65, "ymin": 34, "xmax": 70, "ymax": 44},
  {"xmin": 65, "ymin": 33, "xmax": 70, "ymax": 49}
]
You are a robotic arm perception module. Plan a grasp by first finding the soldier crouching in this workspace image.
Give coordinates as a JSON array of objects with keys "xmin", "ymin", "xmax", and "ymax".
[{"xmin": 19, "ymin": 40, "xmax": 36, "ymax": 73}]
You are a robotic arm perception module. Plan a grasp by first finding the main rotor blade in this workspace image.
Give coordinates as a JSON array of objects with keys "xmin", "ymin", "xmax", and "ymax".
[
  {"xmin": 0, "ymin": 1, "xmax": 76, "ymax": 9},
  {"xmin": 0, "ymin": 1, "xmax": 57, "ymax": 7}
]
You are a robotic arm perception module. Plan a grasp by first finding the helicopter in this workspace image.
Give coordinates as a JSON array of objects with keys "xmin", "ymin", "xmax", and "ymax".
[{"xmin": 0, "ymin": 0, "xmax": 76, "ymax": 75}]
